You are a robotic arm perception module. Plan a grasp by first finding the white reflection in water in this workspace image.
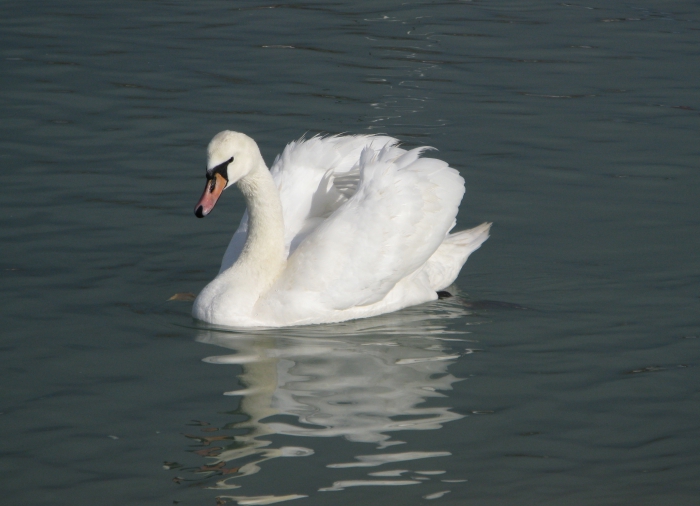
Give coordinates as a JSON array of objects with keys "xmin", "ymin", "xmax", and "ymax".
[
  {"xmin": 424, "ymin": 490, "xmax": 451, "ymax": 500},
  {"xmin": 368, "ymin": 469, "xmax": 410, "ymax": 477},
  {"xmin": 319, "ymin": 480, "xmax": 421, "ymax": 492},
  {"xmin": 195, "ymin": 301, "xmax": 473, "ymax": 494},
  {"xmin": 217, "ymin": 494, "xmax": 307, "ymax": 505},
  {"xmin": 328, "ymin": 451, "xmax": 452, "ymax": 468}
]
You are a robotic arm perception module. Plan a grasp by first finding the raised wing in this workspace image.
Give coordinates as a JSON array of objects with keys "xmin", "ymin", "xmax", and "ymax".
[
  {"xmin": 272, "ymin": 134, "xmax": 400, "ymax": 252},
  {"xmin": 265, "ymin": 144, "xmax": 465, "ymax": 314}
]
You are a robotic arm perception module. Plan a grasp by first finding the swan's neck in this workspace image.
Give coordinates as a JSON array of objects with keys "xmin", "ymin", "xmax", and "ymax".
[
  {"xmin": 219, "ymin": 159, "xmax": 286, "ymax": 306},
  {"xmin": 237, "ymin": 165, "xmax": 286, "ymax": 271}
]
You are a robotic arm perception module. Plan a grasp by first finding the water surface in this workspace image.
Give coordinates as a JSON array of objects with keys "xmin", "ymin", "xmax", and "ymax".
[{"xmin": 1, "ymin": 1, "xmax": 699, "ymax": 505}]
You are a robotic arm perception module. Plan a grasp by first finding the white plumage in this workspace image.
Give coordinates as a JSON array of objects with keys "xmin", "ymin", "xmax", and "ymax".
[{"xmin": 192, "ymin": 131, "xmax": 490, "ymax": 327}]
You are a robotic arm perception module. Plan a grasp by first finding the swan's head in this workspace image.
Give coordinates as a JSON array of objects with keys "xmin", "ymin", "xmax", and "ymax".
[{"xmin": 194, "ymin": 130, "xmax": 261, "ymax": 218}]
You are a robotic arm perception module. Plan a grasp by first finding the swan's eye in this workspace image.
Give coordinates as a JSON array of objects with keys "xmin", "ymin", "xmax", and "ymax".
[{"xmin": 207, "ymin": 156, "xmax": 233, "ymax": 182}]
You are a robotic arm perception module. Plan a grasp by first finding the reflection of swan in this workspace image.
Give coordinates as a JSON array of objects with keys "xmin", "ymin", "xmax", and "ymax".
[
  {"xmin": 192, "ymin": 131, "xmax": 490, "ymax": 327},
  {"xmin": 194, "ymin": 301, "xmax": 474, "ymax": 495}
]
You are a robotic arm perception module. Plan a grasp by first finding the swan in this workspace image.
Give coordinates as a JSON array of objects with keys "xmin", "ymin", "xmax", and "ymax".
[{"xmin": 192, "ymin": 131, "xmax": 491, "ymax": 327}]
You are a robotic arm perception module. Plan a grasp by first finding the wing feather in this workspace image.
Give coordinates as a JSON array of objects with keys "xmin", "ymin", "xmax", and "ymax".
[{"xmin": 265, "ymin": 144, "xmax": 465, "ymax": 314}]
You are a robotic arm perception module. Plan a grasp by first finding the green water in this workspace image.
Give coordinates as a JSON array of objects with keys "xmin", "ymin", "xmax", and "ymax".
[{"xmin": 1, "ymin": 1, "xmax": 699, "ymax": 505}]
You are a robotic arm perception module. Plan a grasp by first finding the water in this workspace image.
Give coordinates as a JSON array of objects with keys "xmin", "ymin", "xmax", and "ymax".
[{"xmin": 1, "ymin": 0, "xmax": 699, "ymax": 504}]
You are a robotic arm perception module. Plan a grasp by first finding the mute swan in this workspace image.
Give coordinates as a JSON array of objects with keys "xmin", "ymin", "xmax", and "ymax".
[{"xmin": 192, "ymin": 131, "xmax": 490, "ymax": 327}]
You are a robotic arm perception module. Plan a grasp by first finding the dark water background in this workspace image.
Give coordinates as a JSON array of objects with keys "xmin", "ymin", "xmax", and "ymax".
[{"xmin": 1, "ymin": 1, "xmax": 699, "ymax": 505}]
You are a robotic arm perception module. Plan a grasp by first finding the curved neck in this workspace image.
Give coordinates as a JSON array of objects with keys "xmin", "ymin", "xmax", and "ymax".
[
  {"xmin": 238, "ymin": 165, "xmax": 286, "ymax": 264},
  {"xmin": 221, "ymin": 158, "xmax": 286, "ymax": 301}
]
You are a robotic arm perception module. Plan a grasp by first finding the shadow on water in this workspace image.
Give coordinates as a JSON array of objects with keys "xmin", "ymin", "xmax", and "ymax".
[{"xmin": 171, "ymin": 300, "xmax": 483, "ymax": 503}]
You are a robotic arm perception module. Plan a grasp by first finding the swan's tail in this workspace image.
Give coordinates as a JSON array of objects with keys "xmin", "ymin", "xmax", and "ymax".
[
  {"xmin": 423, "ymin": 222, "xmax": 492, "ymax": 292},
  {"xmin": 444, "ymin": 221, "xmax": 491, "ymax": 251}
]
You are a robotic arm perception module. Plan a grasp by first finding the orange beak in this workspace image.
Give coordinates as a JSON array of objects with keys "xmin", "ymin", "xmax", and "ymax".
[{"xmin": 194, "ymin": 172, "xmax": 226, "ymax": 218}]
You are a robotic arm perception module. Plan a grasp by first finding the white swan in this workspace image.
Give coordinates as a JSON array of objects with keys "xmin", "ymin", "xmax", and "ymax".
[{"xmin": 192, "ymin": 131, "xmax": 490, "ymax": 327}]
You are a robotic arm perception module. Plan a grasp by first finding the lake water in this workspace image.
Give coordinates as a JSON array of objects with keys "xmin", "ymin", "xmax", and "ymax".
[{"xmin": 2, "ymin": 1, "xmax": 699, "ymax": 504}]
